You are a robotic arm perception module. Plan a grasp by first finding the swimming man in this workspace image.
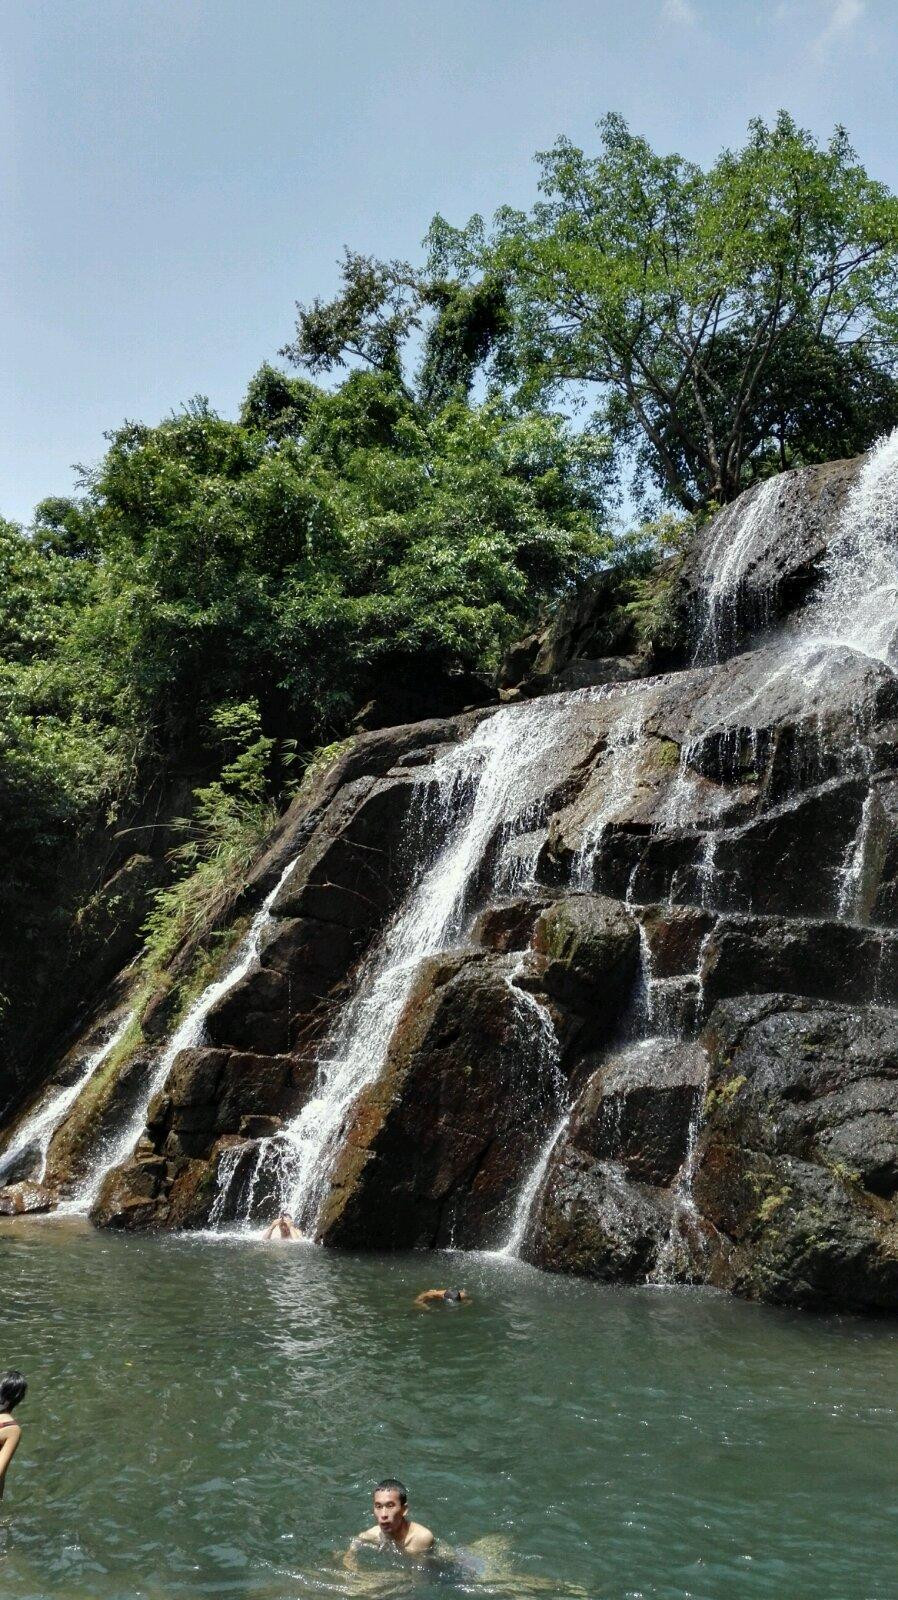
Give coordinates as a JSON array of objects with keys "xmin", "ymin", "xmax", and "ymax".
[
  {"xmin": 414, "ymin": 1287, "xmax": 471, "ymax": 1308},
  {"xmin": 344, "ymin": 1478, "xmax": 434, "ymax": 1568}
]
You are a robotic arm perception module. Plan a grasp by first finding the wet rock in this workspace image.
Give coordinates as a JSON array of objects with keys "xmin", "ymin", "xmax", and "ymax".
[
  {"xmin": 203, "ymin": 968, "xmax": 291, "ymax": 1053},
  {"xmin": 528, "ymin": 1149, "xmax": 672, "ymax": 1281},
  {"xmin": 709, "ymin": 778, "xmax": 866, "ymax": 918},
  {"xmin": 92, "ymin": 1153, "xmax": 170, "ymax": 1230},
  {"xmin": 675, "ymin": 456, "xmax": 858, "ymax": 659},
  {"xmin": 692, "ymin": 995, "xmax": 898, "ymax": 1310},
  {"xmin": 639, "ymin": 905, "xmax": 715, "ymax": 978},
  {"xmin": 531, "ymin": 894, "xmax": 640, "ymax": 1018},
  {"xmin": 568, "ymin": 1039, "xmax": 707, "ymax": 1186},
  {"xmin": 317, "ymin": 952, "xmax": 568, "ymax": 1251},
  {"xmin": 701, "ymin": 918, "xmax": 898, "ymax": 1011},
  {"xmin": 270, "ymin": 772, "xmax": 426, "ymax": 927},
  {"xmin": 472, "ymin": 898, "xmax": 551, "ymax": 954},
  {"xmin": 0, "ymin": 1180, "xmax": 54, "ymax": 1215}
]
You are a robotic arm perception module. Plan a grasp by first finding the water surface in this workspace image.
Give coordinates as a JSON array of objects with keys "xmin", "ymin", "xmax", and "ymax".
[{"xmin": 2, "ymin": 1221, "xmax": 896, "ymax": 1598}]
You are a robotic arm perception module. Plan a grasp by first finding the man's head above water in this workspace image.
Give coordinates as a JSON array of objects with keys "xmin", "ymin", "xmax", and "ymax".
[
  {"xmin": 345, "ymin": 1479, "xmax": 434, "ymax": 1569},
  {"xmin": 373, "ymin": 1479, "xmax": 408, "ymax": 1535}
]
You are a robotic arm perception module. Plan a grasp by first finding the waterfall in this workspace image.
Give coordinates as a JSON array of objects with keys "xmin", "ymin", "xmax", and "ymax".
[
  {"xmin": 254, "ymin": 694, "xmax": 580, "ymax": 1234},
  {"xmin": 495, "ymin": 974, "xmax": 567, "ymax": 1258},
  {"xmin": 0, "ymin": 1010, "xmax": 134, "ymax": 1188},
  {"xmin": 694, "ymin": 475, "xmax": 782, "ymax": 663},
  {"xmin": 651, "ymin": 1060, "xmax": 710, "ymax": 1285},
  {"xmin": 498, "ymin": 1112, "xmax": 570, "ymax": 1259},
  {"xmin": 574, "ymin": 693, "xmax": 646, "ymax": 889},
  {"xmin": 64, "ymin": 855, "xmax": 301, "ymax": 1214},
  {"xmin": 808, "ymin": 428, "xmax": 898, "ymax": 665}
]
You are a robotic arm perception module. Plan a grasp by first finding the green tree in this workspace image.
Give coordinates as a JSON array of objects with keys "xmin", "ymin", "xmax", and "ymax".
[
  {"xmin": 429, "ymin": 112, "xmax": 898, "ymax": 508},
  {"xmin": 282, "ymin": 250, "xmax": 512, "ymax": 409}
]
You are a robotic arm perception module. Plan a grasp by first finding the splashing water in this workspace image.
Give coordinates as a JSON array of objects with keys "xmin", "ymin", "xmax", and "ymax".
[
  {"xmin": 64, "ymin": 855, "xmax": 301, "ymax": 1214},
  {"xmin": 268, "ymin": 696, "xmax": 579, "ymax": 1234},
  {"xmin": 807, "ymin": 428, "xmax": 898, "ymax": 665},
  {"xmin": 494, "ymin": 972, "xmax": 567, "ymax": 1258},
  {"xmin": 694, "ymin": 475, "xmax": 782, "ymax": 663},
  {"xmin": 0, "ymin": 1009, "xmax": 135, "ymax": 1187}
]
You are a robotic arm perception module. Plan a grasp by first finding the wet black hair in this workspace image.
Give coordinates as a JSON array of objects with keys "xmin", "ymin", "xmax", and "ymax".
[
  {"xmin": 0, "ymin": 1371, "xmax": 26, "ymax": 1412},
  {"xmin": 374, "ymin": 1478, "xmax": 408, "ymax": 1505},
  {"xmin": 444, "ymin": 1288, "xmax": 463, "ymax": 1302}
]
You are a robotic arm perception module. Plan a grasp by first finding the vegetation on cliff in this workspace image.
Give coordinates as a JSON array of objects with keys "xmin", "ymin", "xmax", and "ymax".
[
  {"xmin": 303, "ymin": 113, "xmax": 898, "ymax": 511},
  {"xmin": 3, "ymin": 108, "xmax": 898, "ymax": 1085}
]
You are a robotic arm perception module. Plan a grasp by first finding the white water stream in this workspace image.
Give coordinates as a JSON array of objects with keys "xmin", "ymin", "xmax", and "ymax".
[
  {"xmin": 268, "ymin": 695, "xmax": 578, "ymax": 1233},
  {"xmin": 63, "ymin": 856, "xmax": 300, "ymax": 1214},
  {"xmin": 0, "ymin": 1009, "xmax": 134, "ymax": 1187}
]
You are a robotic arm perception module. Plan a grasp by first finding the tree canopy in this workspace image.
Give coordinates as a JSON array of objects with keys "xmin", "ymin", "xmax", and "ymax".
[
  {"xmin": 292, "ymin": 113, "xmax": 898, "ymax": 510},
  {"xmin": 435, "ymin": 112, "xmax": 898, "ymax": 507}
]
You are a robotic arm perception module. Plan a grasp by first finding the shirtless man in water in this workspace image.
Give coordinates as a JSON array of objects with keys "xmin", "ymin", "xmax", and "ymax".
[
  {"xmin": 262, "ymin": 1211, "xmax": 304, "ymax": 1241},
  {"xmin": 344, "ymin": 1479, "xmax": 434, "ymax": 1569}
]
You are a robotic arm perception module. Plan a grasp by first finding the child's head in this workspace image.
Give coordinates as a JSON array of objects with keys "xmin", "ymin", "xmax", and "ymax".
[{"xmin": 0, "ymin": 1371, "xmax": 27, "ymax": 1413}]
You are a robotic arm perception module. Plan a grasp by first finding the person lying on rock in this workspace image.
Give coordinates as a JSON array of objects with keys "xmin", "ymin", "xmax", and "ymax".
[
  {"xmin": 262, "ymin": 1211, "xmax": 304, "ymax": 1241},
  {"xmin": 0, "ymin": 1370, "xmax": 26, "ymax": 1500},
  {"xmin": 414, "ymin": 1286, "xmax": 471, "ymax": 1308},
  {"xmin": 344, "ymin": 1478, "xmax": 434, "ymax": 1570}
]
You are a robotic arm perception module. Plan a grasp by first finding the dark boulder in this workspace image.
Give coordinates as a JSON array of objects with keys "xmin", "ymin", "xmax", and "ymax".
[
  {"xmin": 568, "ymin": 1039, "xmax": 707, "ymax": 1186},
  {"xmin": 692, "ymin": 995, "xmax": 898, "ymax": 1310},
  {"xmin": 531, "ymin": 894, "xmax": 640, "ymax": 1019},
  {"xmin": 528, "ymin": 1149, "xmax": 672, "ymax": 1282}
]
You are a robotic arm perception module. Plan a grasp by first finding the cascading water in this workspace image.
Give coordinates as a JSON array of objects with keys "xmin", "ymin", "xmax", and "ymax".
[
  {"xmin": 694, "ymin": 474, "xmax": 782, "ymax": 663},
  {"xmin": 807, "ymin": 428, "xmax": 898, "ymax": 665},
  {"xmin": 495, "ymin": 974, "xmax": 567, "ymax": 1259},
  {"xmin": 0, "ymin": 1009, "xmax": 134, "ymax": 1187},
  {"xmin": 64, "ymin": 855, "xmax": 301, "ymax": 1214},
  {"xmin": 574, "ymin": 693, "xmax": 646, "ymax": 889},
  {"xmin": 498, "ymin": 1112, "xmax": 570, "ymax": 1259},
  {"xmin": 262, "ymin": 695, "xmax": 579, "ymax": 1234},
  {"xmin": 651, "ymin": 1058, "xmax": 711, "ymax": 1285}
]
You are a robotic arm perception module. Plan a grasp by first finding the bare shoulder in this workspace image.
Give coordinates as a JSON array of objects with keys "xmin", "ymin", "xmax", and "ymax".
[
  {"xmin": 354, "ymin": 1525, "xmax": 381, "ymax": 1545},
  {"xmin": 406, "ymin": 1521, "xmax": 434, "ymax": 1552}
]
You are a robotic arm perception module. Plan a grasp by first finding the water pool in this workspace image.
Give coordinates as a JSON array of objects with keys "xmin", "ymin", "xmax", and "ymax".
[{"xmin": 1, "ymin": 1219, "xmax": 895, "ymax": 1598}]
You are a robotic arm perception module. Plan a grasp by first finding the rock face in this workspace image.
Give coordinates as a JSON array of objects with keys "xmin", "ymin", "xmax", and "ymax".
[
  {"xmin": 7, "ymin": 441, "xmax": 898, "ymax": 1315},
  {"xmin": 692, "ymin": 997, "xmax": 898, "ymax": 1311},
  {"xmin": 528, "ymin": 1040, "xmax": 705, "ymax": 1281}
]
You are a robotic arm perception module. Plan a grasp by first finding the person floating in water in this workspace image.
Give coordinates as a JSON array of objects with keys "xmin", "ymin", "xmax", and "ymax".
[
  {"xmin": 344, "ymin": 1478, "xmax": 434, "ymax": 1569},
  {"xmin": 262, "ymin": 1211, "xmax": 304, "ymax": 1241},
  {"xmin": 0, "ymin": 1371, "xmax": 26, "ymax": 1500},
  {"xmin": 414, "ymin": 1286, "xmax": 471, "ymax": 1308}
]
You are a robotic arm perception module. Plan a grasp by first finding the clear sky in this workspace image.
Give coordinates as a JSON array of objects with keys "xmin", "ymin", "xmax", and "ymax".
[{"xmin": 3, "ymin": 0, "xmax": 896, "ymax": 525}]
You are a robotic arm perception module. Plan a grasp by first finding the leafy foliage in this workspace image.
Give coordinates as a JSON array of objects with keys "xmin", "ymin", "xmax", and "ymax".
[
  {"xmin": 430, "ymin": 112, "xmax": 898, "ymax": 508},
  {"xmin": 0, "ymin": 367, "xmax": 607, "ymax": 1022},
  {"xmin": 141, "ymin": 700, "xmax": 278, "ymax": 976}
]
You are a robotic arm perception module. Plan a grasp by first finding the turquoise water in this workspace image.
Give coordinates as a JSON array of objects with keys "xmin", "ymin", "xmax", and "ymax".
[{"xmin": 1, "ymin": 1219, "xmax": 896, "ymax": 1599}]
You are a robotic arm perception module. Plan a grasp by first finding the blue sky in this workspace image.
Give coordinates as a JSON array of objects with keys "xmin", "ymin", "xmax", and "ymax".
[{"xmin": 2, "ymin": 0, "xmax": 896, "ymax": 524}]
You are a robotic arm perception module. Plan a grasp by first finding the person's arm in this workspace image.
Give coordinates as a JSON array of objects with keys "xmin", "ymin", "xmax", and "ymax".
[
  {"xmin": 288, "ymin": 1223, "xmax": 303, "ymax": 1239},
  {"xmin": 343, "ymin": 1529, "xmax": 376, "ymax": 1570},
  {"xmin": 0, "ymin": 1425, "xmax": 21, "ymax": 1499},
  {"xmin": 262, "ymin": 1221, "xmax": 278, "ymax": 1240}
]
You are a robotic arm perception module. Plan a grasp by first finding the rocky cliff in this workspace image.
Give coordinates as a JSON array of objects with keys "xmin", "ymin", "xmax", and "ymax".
[{"xmin": 3, "ymin": 436, "xmax": 898, "ymax": 1314}]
